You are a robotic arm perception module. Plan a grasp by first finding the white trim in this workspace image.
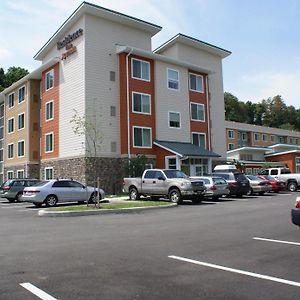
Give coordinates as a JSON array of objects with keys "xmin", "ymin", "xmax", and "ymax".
[
  {"xmin": 227, "ymin": 129, "xmax": 234, "ymax": 139},
  {"xmin": 45, "ymin": 69, "xmax": 54, "ymax": 91},
  {"xmin": 165, "ymin": 155, "xmax": 179, "ymax": 169},
  {"xmin": 131, "ymin": 58, "xmax": 150, "ymax": 82},
  {"xmin": 17, "ymin": 140, "xmax": 25, "ymax": 158},
  {"xmin": 132, "ymin": 126, "xmax": 152, "ymax": 148},
  {"xmin": 189, "ymin": 72, "xmax": 204, "ymax": 93},
  {"xmin": 191, "ymin": 132, "xmax": 206, "ymax": 149},
  {"xmin": 45, "ymin": 100, "xmax": 54, "ymax": 121},
  {"xmin": 265, "ymin": 149, "xmax": 300, "ymax": 157},
  {"xmin": 190, "ymin": 102, "xmax": 205, "ymax": 122},
  {"xmin": 7, "ymin": 117, "xmax": 14, "ymax": 134},
  {"xmin": 16, "ymin": 169, "xmax": 25, "ymax": 179},
  {"xmin": 45, "ymin": 132, "xmax": 54, "ymax": 153},
  {"xmin": 17, "ymin": 112, "xmax": 25, "ymax": 131},
  {"xmin": 205, "ymin": 76, "xmax": 211, "ymax": 150},
  {"xmin": 168, "ymin": 111, "xmax": 181, "ymax": 129},
  {"xmin": 44, "ymin": 167, "xmax": 54, "ymax": 180},
  {"xmin": 167, "ymin": 68, "xmax": 180, "ymax": 91},
  {"xmin": 131, "ymin": 92, "xmax": 151, "ymax": 115},
  {"xmin": 253, "ymin": 132, "xmax": 260, "ymax": 141},
  {"xmin": 7, "ymin": 170, "xmax": 14, "ymax": 180},
  {"xmin": 153, "ymin": 141, "xmax": 182, "ymax": 157},
  {"xmin": 18, "ymin": 85, "xmax": 26, "ymax": 104},
  {"xmin": 8, "ymin": 92, "xmax": 15, "ymax": 109},
  {"xmin": 7, "ymin": 143, "xmax": 14, "ymax": 159}
]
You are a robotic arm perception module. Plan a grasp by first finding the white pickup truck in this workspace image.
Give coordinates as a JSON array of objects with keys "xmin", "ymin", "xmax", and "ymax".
[
  {"xmin": 123, "ymin": 169, "xmax": 206, "ymax": 204},
  {"xmin": 259, "ymin": 167, "xmax": 300, "ymax": 192}
]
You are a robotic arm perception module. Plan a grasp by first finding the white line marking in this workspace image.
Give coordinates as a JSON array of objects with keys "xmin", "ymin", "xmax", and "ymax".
[
  {"xmin": 253, "ymin": 237, "xmax": 300, "ymax": 246},
  {"xmin": 201, "ymin": 201, "xmax": 219, "ymax": 204},
  {"xmin": 20, "ymin": 282, "xmax": 58, "ymax": 300},
  {"xmin": 168, "ymin": 255, "xmax": 300, "ymax": 287}
]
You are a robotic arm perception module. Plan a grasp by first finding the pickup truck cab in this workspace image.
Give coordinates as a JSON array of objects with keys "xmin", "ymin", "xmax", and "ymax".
[
  {"xmin": 123, "ymin": 169, "xmax": 206, "ymax": 204},
  {"xmin": 259, "ymin": 167, "xmax": 300, "ymax": 192}
]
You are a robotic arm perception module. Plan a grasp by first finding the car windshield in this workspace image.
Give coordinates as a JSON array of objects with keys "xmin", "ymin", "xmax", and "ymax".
[
  {"xmin": 2, "ymin": 180, "xmax": 13, "ymax": 187},
  {"xmin": 246, "ymin": 175, "xmax": 258, "ymax": 180},
  {"xmin": 281, "ymin": 168, "xmax": 291, "ymax": 174},
  {"xmin": 164, "ymin": 170, "xmax": 187, "ymax": 179},
  {"xmin": 234, "ymin": 173, "xmax": 248, "ymax": 181}
]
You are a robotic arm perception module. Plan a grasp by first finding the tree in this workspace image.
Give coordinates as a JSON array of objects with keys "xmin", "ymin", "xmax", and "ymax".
[
  {"xmin": 124, "ymin": 154, "xmax": 149, "ymax": 177},
  {"xmin": 0, "ymin": 66, "xmax": 29, "ymax": 92},
  {"xmin": 70, "ymin": 109, "xmax": 103, "ymax": 207},
  {"xmin": 0, "ymin": 68, "xmax": 5, "ymax": 92}
]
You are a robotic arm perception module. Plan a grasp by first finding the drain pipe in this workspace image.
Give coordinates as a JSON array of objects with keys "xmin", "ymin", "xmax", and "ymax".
[{"xmin": 126, "ymin": 48, "xmax": 133, "ymax": 160}]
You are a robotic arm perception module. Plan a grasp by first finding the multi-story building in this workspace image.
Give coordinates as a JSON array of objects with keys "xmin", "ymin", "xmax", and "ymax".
[{"xmin": 0, "ymin": 2, "xmax": 231, "ymax": 192}]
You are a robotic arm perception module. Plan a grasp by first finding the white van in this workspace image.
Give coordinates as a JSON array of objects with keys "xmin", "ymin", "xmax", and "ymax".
[{"xmin": 213, "ymin": 164, "xmax": 237, "ymax": 172}]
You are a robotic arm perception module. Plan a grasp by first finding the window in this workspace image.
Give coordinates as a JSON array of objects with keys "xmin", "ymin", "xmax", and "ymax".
[
  {"xmin": 189, "ymin": 73, "xmax": 204, "ymax": 92},
  {"xmin": 262, "ymin": 134, "xmax": 267, "ymax": 142},
  {"xmin": 18, "ymin": 86, "xmax": 25, "ymax": 103},
  {"xmin": 296, "ymin": 139, "xmax": 299, "ymax": 145},
  {"xmin": 242, "ymin": 132, "xmax": 247, "ymax": 141},
  {"xmin": 169, "ymin": 112, "xmax": 180, "ymax": 128},
  {"xmin": 279, "ymin": 136, "xmax": 284, "ymax": 143},
  {"xmin": 132, "ymin": 59, "xmax": 150, "ymax": 81},
  {"xmin": 8, "ymin": 144, "xmax": 14, "ymax": 159},
  {"xmin": 228, "ymin": 130, "xmax": 234, "ymax": 139},
  {"xmin": 167, "ymin": 69, "xmax": 179, "ymax": 90},
  {"xmin": 18, "ymin": 113, "xmax": 25, "ymax": 130},
  {"xmin": 228, "ymin": 143, "xmax": 235, "ymax": 150},
  {"xmin": 110, "ymin": 106, "xmax": 116, "ymax": 117},
  {"xmin": 17, "ymin": 170, "xmax": 24, "ymax": 179},
  {"xmin": 53, "ymin": 180, "xmax": 70, "ymax": 188},
  {"xmin": 18, "ymin": 141, "xmax": 25, "ymax": 157},
  {"xmin": 45, "ymin": 101, "xmax": 54, "ymax": 121},
  {"xmin": 190, "ymin": 103, "xmax": 205, "ymax": 121},
  {"xmin": 45, "ymin": 69, "xmax": 54, "ymax": 90},
  {"xmin": 110, "ymin": 71, "xmax": 116, "ymax": 82},
  {"xmin": 45, "ymin": 167, "xmax": 54, "ymax": 180},
  {"xmin": 7, "ymin": 171, "xmax": 14, "ymax": 180},
  {"xmin": 8, "ymin": 93, "xmax": 14, "ymax": 108},
  {"xmin": 240, "ymin": 154, "xmax": 253, "ymax": 161},
  {"xmin": 133, "ymin": 127, "xmax": 151, "ymax": 148},
  {"xmin": 166, "ymin": 157, "xmax": 177, "ymax": 169},
  {"xmin": 111, "ymin": 141, "xmax": 117, "ymax": 153},
  {"xmin": 8, "ymin": 118, "xmax": 14, "ymax": 133},
  {"xmin": 192, "ymin": 133, "xmax": 206, "ymax": 149},
  {"xmin": 132, "ymin": 92, "xmax": 151, "ymax": 114},
  {"xmin": 296, "ymin": 157, "xmax": 300, "ymax": 173},
  {"xmin": 254, "ymin": 133, "xmax": 260, "ymax": 141},
  {"xmin": 45, "ymin": 133, "xmax": 54, "ymax": 153}
]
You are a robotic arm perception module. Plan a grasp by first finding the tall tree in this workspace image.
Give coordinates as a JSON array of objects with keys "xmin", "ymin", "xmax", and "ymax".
[
  {"xmin": 0, "ymin": 68, "xmax": 5, "ymax": 92},
  {"xmin": 4, "ymin": 67, "xmax": 28, "ymax": 88}
]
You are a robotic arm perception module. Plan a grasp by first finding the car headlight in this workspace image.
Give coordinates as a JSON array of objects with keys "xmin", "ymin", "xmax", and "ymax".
[{"xmin": 181, "ymin": 181, "xmax": 192, "ymax": 188}]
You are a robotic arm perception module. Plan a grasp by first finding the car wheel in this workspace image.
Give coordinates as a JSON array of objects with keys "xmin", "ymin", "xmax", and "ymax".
[
  {"xmin": 33, "ymin": 202, "xmax": 42, "ymax": 208},
  {"xmin": 169, "ymin": 188, "xmax": 182, "ymax": 204},
  {"xmin": 8, "ymin": 198, "xmax": 15, "ymax": 203},
  {"xmin": 16, "ymin": 193, "xmax": 23, "ymax": 202},
  {"xmin": 236, "ymin": 193, "xmax": 243, "ymax": 198},
  {"xmin": 129, "ymin": 187, "xmax": 140, "ymax": 201},
  {"xmin": 192, "ymin": 197, "xmax": 202, "ymax": 204},
  {"xmin": 246, "ymin": 189, "xmax": 253, "ymax": 196},
  {"xmin": 45, "ymin": 195, "xmax": 58, "ymax": 207},
  {"xmin": 212, "ymin": 196, "xmax": 220, "ymax": 200},
  {"xmin": 287, "ymin": 181, "xmax": 298, "ymax": 192},
  {"xmin": 259, "ymin": 191, "xmax": 265, "ymax": 196}
]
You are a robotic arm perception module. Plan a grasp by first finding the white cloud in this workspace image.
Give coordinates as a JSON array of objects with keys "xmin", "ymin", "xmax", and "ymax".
[{"xmin": 0, "ymin": 47, "xmax": 13, "ymax": 61}]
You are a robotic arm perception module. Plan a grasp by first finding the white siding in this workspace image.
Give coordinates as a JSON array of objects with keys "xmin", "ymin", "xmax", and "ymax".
[
  {"xmin": 155, "ymin": 61, "xmax": 190, "ymax": 142},
  {"xmin": 84, "ymin": 14, "xmax": 153, "ymax": 157}
]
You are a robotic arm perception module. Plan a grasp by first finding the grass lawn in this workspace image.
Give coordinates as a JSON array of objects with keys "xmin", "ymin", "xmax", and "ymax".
[{"xmin": 48, "ymin": 201, "xmax": 172, "ymax": 212}]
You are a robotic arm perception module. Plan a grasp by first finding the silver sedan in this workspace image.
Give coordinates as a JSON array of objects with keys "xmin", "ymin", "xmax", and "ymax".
[{"xmin": 21, "ymin": 179, "xmax": 105, "ymax": 207}]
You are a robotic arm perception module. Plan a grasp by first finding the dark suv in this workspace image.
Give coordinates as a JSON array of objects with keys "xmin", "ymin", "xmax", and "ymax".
[
  {"xmin": 0, "ymin": 179, "xmax": 40, "ymax": 202},
  {"xmin": 212, "ymin": 172, "xmax": 250, "ymax": 197}
]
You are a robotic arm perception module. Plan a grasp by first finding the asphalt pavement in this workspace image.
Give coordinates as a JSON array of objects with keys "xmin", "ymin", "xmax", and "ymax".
[{"xmin": 0, "ymin": 192, "xmax": 299, "ymax": 299}]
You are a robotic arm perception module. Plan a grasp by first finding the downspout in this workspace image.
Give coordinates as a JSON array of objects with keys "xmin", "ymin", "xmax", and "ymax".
[
  {"xmin": 126, "ymin": 48, "xmax": 133, "ymax": 159},
  {"xmin": 206, "ymin": 75, "xmax": 211, "ymax": 151}
]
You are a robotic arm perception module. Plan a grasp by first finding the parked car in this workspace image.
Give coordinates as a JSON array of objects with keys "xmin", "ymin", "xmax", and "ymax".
[
  {"xmin": 257, "ymin": 175, "xmax": 285, "ymax": 193},
  {"xmin": 291, "ymin": 197, "xmax": 300, "ymax": 227},
  {"xmin": 0, "ymin": 179, "xmax": 40, "ymax": 202},
  {"xmin": 123, "ymin": 169, "xmax": 206, "ymax": 204},
  {"xmin": 245, "ymin": 175, "xmax": 272, "ymax": 196},
  {"xmin": 190, "ymin": 176, "xmax": 229, "ymax": 200},
  {"xmin": 212, "ymin": 171, "xmax": 251, "ymax": 197},
  {"xmin": 21, "ymin": 179, "xmax": 105, "ymax": 207}
]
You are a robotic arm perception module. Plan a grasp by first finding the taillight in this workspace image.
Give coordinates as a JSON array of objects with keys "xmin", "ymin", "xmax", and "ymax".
[
  {"xmin": 229, "ymin": 182, "xmax": 238, "ymax": 187},
  {"xmin": 295, "ymin": 198, "xmax": 300, "ymax": 209},
  {"xmin": 3, "ymin": 186, "xmax": 11, "ymax": 191},
  {"xmin": 209, "ymin": 186, "xmax": 217, "ymax": 191},
  {"xmin": 25, "ymin": 190, "xmax": 40, "ymax": 194}
]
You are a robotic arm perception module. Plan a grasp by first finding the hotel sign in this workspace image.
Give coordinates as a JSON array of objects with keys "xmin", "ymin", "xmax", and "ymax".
[{"xmin": 57, "ymin": 28, "xmax": 83, "ymax": 60}]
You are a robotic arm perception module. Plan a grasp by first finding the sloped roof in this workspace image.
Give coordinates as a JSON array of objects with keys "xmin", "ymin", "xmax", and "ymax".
[{"xmin": 154, "ymin": 140, "xmax": 221, "ymax": 158}]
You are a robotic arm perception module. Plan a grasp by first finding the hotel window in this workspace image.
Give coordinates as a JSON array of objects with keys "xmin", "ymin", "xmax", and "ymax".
[
  {"xmin": 167, "ymin": 69, "xmax": 179, "ymax": 90},
  {"xmin": 18, "ymin": 113, "xmax": 25, "ymax": 130},
  {"xmin": 45, "ymin": 133, "xmax": 54, "ymax": 153},
  {"xmin": 169, "ymin": 112, "xmax": 181, "ymax": 128},
  {"xmin": 270, "ymin": 135, "xmax": 275, "ymax": 142},
  {"xmin": 17, "ymin": 170, "xmax": 24, "ymax": 179},
  {"xmin": 46, "ymin": 101, "xmax": 54, "ymax": 121},
  {"xmin": 296, "ymin": 139, "xmax": 299, "ymax": 145},
  {"xmin": 18, "ymin": 86, "xmax": 25, "ymax": 103},
  {"xmin": 45, "ymin": 167, "xmax": 54, "ymax": 180},
  {"xmin": 7, "ymin": 170, "xmax": 14, "ymax": 180},
  {"xmin": 279, "ymin": 136, "xmax": 284, "ymax": 143},
  {"xmin": 132, "ymin": 59, "xmax": 150, "ymax": 81},
  {"xmin": 190, "ymin": 103, "xmax": 205, "ymax": 121},
  {"xmin": 132, "ymin": 92, "xmax": 151, "ymax": 114},
  {"xmin": 296, "ymin": 158, "xmax": 300, "ymax": 173},
  {"xmin": 228, "ymin": 130, "xmax": 234, "ymax": 139},
  {"xmin": 262, "ymin": 134, "xmax": 267, "ymax": 142},
  {"xmin": 192, "ymin": 133, "xmax": 206, "ymax": 149},
  {"xmin": 17, "ymin": 141, "xmax": 25, "ymax": 157},
  {"xmin": 8, "ymin": 144, "xmax": 14, "ymax": 159},
  {"xmin": 242, "ymin": 132, "xmax": 247, "ymax": 141},
  {"xmin": 8, "ymin": 118, "xmax": 14, "ymax": 133},
  {"xmin": 133, "ymin": 127, "xmax": 151, "ymax": 148},
  {"xmin": 189, "ymin": 73, "xmax": 204, "ymax": 92},
  {"xmin": 228, "ymin": 143, "xmax": 235, "ymax": 150},
  {"xmin": 45, "ymin": 69, "xmax": 54, "ymax": 90},
  {"xmin": 8, "ymin": 93, "xmax": 14, "ymax": 108},
  {"xmin": 254, "ymin": 133, "xmax": 260, "ymax": 141}
]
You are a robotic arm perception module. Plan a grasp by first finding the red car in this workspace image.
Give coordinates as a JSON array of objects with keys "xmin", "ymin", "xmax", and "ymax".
[{"xmin": 257, "ymin": 175, "xmax": 285, "ymax": 192}]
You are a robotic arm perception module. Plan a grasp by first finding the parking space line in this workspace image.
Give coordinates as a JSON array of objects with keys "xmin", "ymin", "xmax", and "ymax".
[
  {"xmin": 253, "ymin": 237, "xmax": 300, "ymax": 246},
  {"xmin": 168, "ymin": 255, "xmax": 300, "ymax": 287},
  {"xmin": 202, "ymin": 201, "xmax": 219, "ymax": 204},
  {"xmin": 20, "ymin": 282, "xmax": 58, "ymax": 300}
]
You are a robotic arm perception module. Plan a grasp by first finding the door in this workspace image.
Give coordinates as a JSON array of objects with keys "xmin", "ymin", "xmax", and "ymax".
[
  {"xmin": 142, "ymin": 170, "xmax": 166, "ymax": 195},
  {"xmin": 52, "ymin": 180, "xmax": 73, "ymax": 202},
  {"xmin": 69, "ymin": 181, "xmax": 87, "ymax": 201}
]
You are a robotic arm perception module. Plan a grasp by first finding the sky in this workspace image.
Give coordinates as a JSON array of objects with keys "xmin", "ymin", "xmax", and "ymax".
[{"xmin": 1, "ymin": 0, "xmax": 300, "ymax": 108}]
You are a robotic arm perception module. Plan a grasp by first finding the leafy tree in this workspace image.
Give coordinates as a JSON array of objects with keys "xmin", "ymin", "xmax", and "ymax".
[
  {"xmin": 0, "ymin": 68, "xmax": 5, "ymax": 92},
  {"xmin": 4, "ymin": 67, "xmax": 28, "ymax": 87},
  {"xmin": 124, "ymin": 154, "xmax": 149, "ymax": 177},
  {"xmin": 224, "ymin": 92, "xmax": 248, "ymax": 122}
]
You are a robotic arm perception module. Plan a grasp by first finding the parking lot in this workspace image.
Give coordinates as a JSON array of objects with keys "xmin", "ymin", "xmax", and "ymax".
[{"xmin": 0, "ymin": 192, "xmax": 299, "ymax": 299}]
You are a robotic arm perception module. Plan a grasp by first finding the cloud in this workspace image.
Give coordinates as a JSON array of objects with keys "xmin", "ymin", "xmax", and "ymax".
[{"xmin": 0, "ymin": 47, "xmax": 13, "ymax": 61}]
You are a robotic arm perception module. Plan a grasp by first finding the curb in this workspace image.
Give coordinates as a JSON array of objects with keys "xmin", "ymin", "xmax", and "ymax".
[{"xmin": 38, "ymin": 203, "xmax": 177, "ymax": 217}]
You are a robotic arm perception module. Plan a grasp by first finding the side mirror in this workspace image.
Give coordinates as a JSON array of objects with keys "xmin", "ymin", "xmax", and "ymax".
[{"xmin": 158, "ymin": 176, "xmax": 165, "ymax": 181}]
